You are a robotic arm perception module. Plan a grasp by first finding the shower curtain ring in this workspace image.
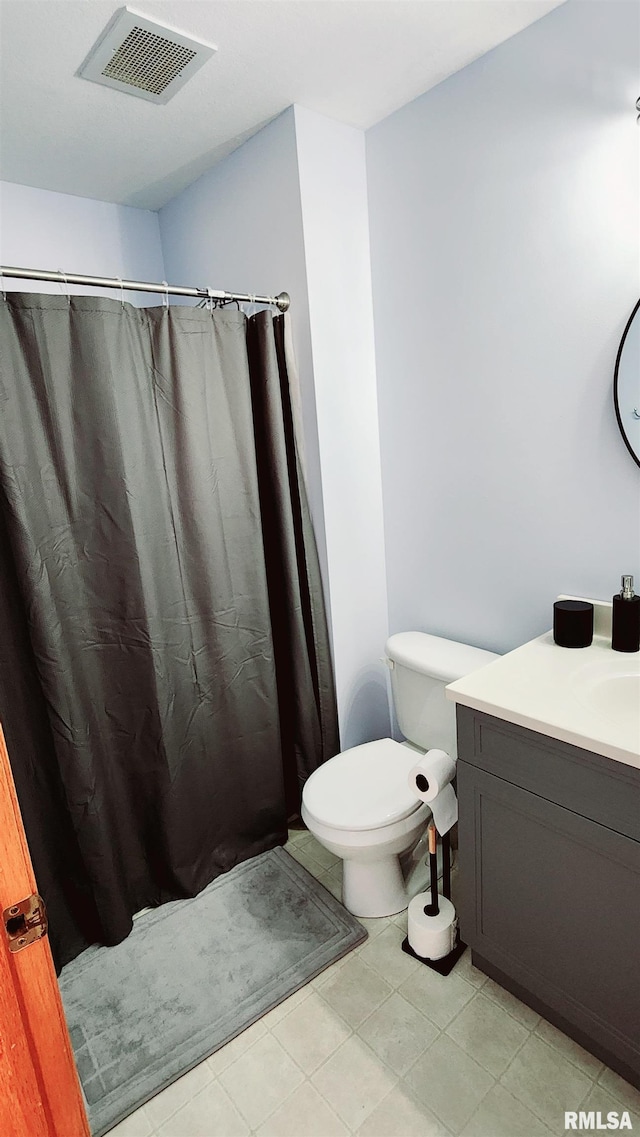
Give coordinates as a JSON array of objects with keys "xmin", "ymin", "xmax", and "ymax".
[
  {"xmin": 59, "ymin": 269, "xmax": 71, "ymax": 306},
  {"xmin": 116, "ymin": 277, "xmax": 125, "ymax": 309},
  {"xmin": 0, "ymin": 270, "xmax": 5, "ymax": 301},
  {"xmin": 162, "ymin": 280, "xmax": 170, "ymax": 309}
]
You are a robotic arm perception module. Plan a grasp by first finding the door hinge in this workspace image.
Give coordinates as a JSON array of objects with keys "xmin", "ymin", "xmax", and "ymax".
[{"xmin": 3, "ymin": 894, "xmax": 48, "ymax": 952}]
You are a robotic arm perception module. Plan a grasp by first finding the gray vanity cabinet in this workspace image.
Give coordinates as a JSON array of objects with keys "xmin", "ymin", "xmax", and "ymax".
[{"xmin": 455, "ymin": 706, "xmax": 640, "ymax": 1089}]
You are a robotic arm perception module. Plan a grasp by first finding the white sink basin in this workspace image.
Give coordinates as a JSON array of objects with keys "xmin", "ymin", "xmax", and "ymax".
[{"xmin": 572, "ymin": 661, "xmax": 640, "ymax": 733}]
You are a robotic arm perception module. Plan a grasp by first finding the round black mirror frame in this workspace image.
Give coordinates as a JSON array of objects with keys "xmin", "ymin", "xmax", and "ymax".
[{"xmin": 613, "ymin": 297, "xmax": 640, "ymax": 470}]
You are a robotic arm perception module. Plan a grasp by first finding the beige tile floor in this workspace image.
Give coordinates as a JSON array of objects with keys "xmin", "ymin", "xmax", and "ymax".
[{"xmin": 107, "ymin": 828, "xmax": 640, "ymax": 1137}]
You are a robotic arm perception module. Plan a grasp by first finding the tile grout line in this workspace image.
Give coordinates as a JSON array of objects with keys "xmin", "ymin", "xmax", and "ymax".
[
  {"xmin": 302, "ymin": 1014, "xmax": 405, "ymax": 1125},
  {"xmin": 594, "ymin": 1068, "xmax": 640, "ymax": 1115},
  {"xmin": 479, "ymin": 978, "xmax": 542, "ymax": 1030},
  {"xmin": 401, "ymin": 1026, "xmax": 496, "ymax": 1137},
  {"xmin": 351, "ymin": 1078, "xmax": 456, "ymax": 1137},
  {"xmin": 247, "ymin": 972, "xmax": 366, "ymax": 1133},
  {"xmin": 141, "ymin": 1060, "xmax": 217, "ymax": 1131},
  {"xmin": 496, "ymin": 1032, "xmax": 597, "ymax": 1133},
  {"xmin": 532, "ymin": 1020, "xmax": 605, "ymax": 1082}
]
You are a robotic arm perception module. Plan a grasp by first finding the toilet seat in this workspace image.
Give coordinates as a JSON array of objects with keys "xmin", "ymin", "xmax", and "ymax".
[{"xmin": 302, "ymin": 738, "xmax": 423, "ymax": 832}]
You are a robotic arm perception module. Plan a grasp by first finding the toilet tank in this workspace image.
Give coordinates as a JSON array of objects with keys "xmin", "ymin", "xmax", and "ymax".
[{"xmin": 385, "ymin": 632, "xmax": 498, "ymax": 755}]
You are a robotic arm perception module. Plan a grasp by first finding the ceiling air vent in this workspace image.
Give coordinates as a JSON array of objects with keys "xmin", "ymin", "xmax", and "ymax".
[{"xmin": 78, "ymin": 7, "xmax": 216, "ymax": 104}]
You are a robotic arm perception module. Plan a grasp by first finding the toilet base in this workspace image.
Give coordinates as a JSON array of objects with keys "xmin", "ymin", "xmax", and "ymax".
[{"xmin": 342, "ymin": 854, "xmax": 408, "ymax": 918}]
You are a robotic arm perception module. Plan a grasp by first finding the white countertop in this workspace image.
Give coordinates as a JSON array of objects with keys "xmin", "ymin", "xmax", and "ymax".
[{"xmin": 446, "ymin": 600, "xmax": 640, "ymax": 771}]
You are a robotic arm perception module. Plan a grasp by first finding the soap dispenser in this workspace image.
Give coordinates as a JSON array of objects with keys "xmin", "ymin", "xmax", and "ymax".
[{"xmin": 612, "ymin": 575, "xmax": 640, "ymax": 653}]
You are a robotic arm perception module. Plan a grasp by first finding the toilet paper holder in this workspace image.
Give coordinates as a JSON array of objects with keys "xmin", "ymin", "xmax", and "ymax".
[{"xmin": 401, "ymin": 826, "xmax": 467, "ymax": 976}]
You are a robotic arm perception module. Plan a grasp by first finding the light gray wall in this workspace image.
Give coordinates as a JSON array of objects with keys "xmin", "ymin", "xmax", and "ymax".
[
  {"xmin": 157, "ymin": 107, "xmax": 327, "ymax": 584},
  {"xmin": 366, "ymin": 0, "xmax": 640, "ymax": 655},
  {"xmin": 0, "ymin": 181, "xmax": 164, "ymax": 303},
  {"xmin": 294, "ymin": 106, "xmax": 390, "ymax": 747}
]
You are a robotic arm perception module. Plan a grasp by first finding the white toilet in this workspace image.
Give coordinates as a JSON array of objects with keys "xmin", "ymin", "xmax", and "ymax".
[{"xmin": 301, "ymin": 632, "xmax": 497, "ymax": 918}]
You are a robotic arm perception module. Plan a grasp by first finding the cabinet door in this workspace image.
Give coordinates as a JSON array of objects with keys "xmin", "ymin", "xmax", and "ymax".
[{"xmin": 457, "ymin": 761, "xmax": 640, "ymax": 1079}]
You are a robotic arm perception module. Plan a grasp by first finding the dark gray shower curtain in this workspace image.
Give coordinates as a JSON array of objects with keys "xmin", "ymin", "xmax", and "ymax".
[{"xmin": 0, "ymin": 293, "xmax": 338, "ymax": 971}]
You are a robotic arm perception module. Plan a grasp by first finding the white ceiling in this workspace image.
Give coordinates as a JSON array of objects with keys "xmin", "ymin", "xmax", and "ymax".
[{"xmin": 0, "ymin": 0, "xmax": 565, "ymax": 211}]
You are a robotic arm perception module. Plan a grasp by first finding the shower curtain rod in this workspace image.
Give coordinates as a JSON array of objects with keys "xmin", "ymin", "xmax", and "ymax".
[{"xmin": 0, "ymin": 265, "xmax": 291, "ymax": 312}]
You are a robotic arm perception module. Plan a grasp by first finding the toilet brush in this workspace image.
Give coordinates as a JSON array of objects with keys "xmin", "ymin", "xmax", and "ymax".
[{"xmin": 402, "ymin": 824, "xmax": 466, "ymax": 976}]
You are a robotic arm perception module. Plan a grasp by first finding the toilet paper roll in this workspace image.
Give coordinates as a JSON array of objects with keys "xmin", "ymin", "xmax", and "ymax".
[
  {"xmin": 408, "ymin": 892, "xmax": 457, "ymax": 960},
  {"xmin": 408, "ymin": 749, "xmax": 456, "ymax": 803},
  {"xmin": 430, "ymin": 783, "xmax": 458, "ymax": 835},
  {"xmin": 408, "ymin": 749, "xmax": 458, "ymax": 835}
]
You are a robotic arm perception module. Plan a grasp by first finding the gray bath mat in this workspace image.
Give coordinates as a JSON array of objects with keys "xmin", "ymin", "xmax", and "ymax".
[{"xmin": 59, "ymin": 846, "xmax": 366, "ymax": 1136}]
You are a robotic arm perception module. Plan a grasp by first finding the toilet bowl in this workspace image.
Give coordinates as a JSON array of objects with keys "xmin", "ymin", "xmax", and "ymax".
[
  {"xmin": 301, "ymin": 632, "xmax": 499, "ymax": 918},
  {"xmin": 301, "ymin": 738, "xmax": 431, "ymax": 917}
]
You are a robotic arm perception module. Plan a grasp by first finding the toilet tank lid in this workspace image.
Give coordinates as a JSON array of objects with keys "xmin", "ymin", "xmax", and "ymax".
[{"xmin": 385, "ymin": 632, "xmax": 499, "ymax": 683}]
